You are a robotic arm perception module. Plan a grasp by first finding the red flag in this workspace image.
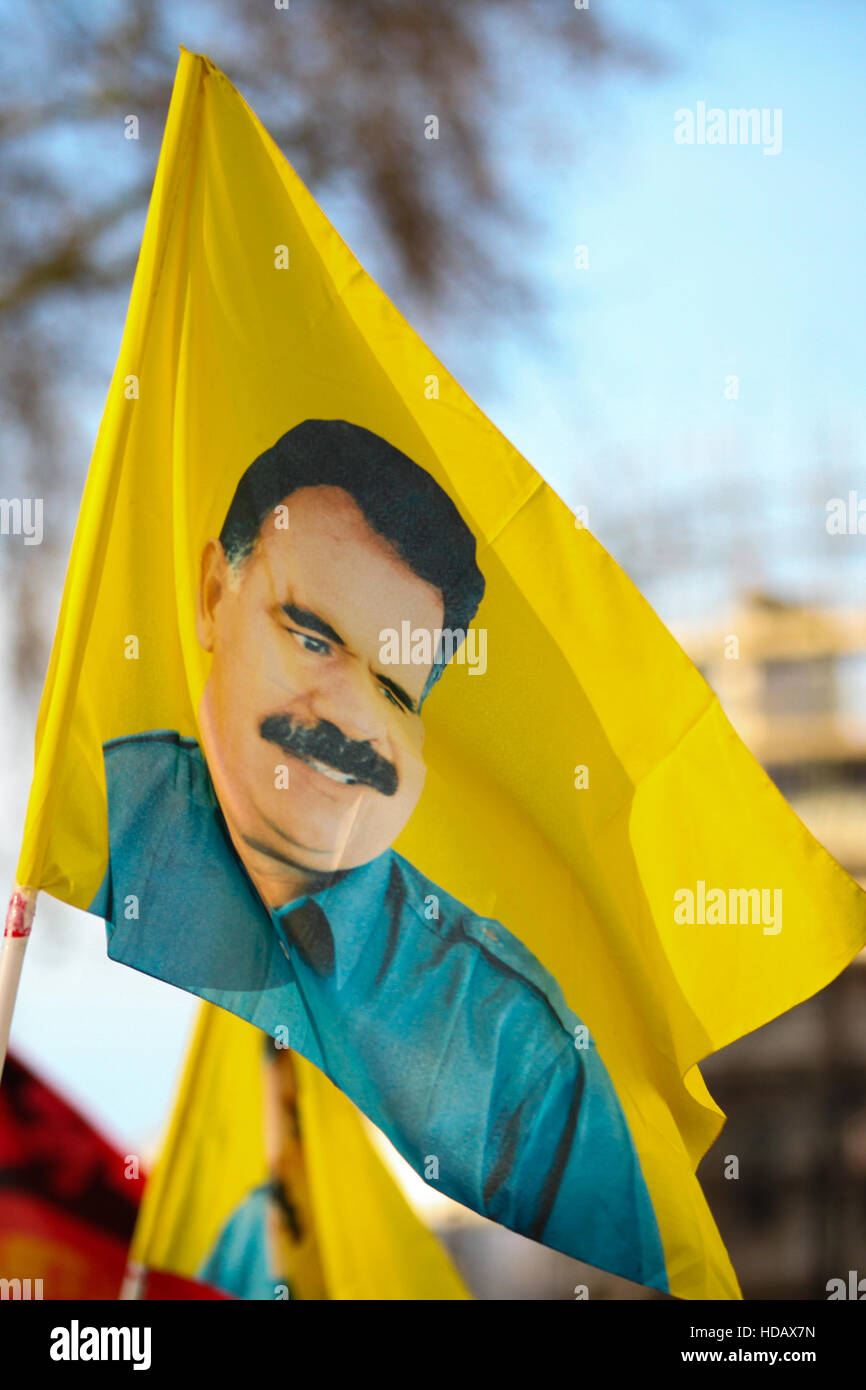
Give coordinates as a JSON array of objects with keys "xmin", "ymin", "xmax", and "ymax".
[
  {"xmin": 139, "ymin": 1268, "xmax": 235, "ymax": 1300},
  {"xmin": 0, "ymin": 1052, "xmax": 143, "ymax": 1299}
]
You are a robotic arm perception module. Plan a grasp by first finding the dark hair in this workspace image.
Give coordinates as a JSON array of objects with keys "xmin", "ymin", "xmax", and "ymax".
[{"xmin": 219, "ymin": 419, "xmax": 485, "ymax": 701}]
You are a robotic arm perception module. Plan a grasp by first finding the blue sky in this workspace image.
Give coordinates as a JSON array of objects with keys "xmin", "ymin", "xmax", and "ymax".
[
  {"xmin": 6, "ymin": 0, "xmax": 866, "ymax": 1159},
  {"xmin": 472, "ymin": 0, "xmax": 866, "ymax": 621}
]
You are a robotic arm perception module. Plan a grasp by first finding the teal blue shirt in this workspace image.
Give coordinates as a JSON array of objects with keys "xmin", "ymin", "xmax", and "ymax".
[
  {"xmin": 198, "ymin": 1184, "xmax": 279, "ymax": 1301},
  {"xmin": 90, "ymin": 730, "xmax": 667, "ymax": 1292}
]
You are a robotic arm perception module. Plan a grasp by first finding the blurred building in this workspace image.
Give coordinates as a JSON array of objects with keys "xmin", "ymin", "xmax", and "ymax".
[{"xmin": 678, "ymin": 591, "xmax": 866, "ymax": 1301}]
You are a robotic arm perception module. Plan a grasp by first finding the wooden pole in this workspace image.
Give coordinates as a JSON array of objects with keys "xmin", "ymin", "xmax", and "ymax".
[{"xmin": 0, "ymin": 884, "xmax": 38, "ymax": 1084}]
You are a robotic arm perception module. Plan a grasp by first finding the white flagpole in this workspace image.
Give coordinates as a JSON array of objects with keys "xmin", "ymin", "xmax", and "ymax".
[
  {"xmin": 118, "ymin": 1260, "xmax": 148, "ymax": 1300},
  {"xmin": 0, "ymin": 884, "xmax": 38, "ymax": 1084}
]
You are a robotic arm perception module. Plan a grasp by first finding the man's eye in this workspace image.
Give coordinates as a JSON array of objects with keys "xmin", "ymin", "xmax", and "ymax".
[
  {"xmin": 286, "ymin": 628, "xmax": 330, "ymax": 656},
  {"xmin": 379, "ymin": 684, "xmax": 406, "ymax": 712}
]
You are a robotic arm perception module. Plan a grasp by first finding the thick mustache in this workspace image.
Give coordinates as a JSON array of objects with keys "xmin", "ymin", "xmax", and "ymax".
[{"xmin": 259, "ymin": 713, "xmax": 399, "ymax": 797}]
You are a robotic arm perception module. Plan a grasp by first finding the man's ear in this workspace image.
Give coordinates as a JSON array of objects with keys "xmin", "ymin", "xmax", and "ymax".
[{"xmin": 196, "ymin": 538, "xmax": 230, "ymax": 652}]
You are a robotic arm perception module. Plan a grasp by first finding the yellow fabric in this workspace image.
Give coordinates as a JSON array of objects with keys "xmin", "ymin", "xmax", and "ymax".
[
  {"xmin": 17, "ymin": 48, "xmax": 866, "ymax": 1299},
  {"xmin": 129, "ymin": 1004, "xmax": 268, "ymax": 1278},
  {"xmin": 131, "ymin": 1001, "xmax": 469, "ymax": 1299}
]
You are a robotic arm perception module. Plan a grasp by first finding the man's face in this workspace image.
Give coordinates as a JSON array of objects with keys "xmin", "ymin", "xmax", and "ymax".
[{"xmin": 196, "ymin": 485, "xmax": 442, "ymax": 892}]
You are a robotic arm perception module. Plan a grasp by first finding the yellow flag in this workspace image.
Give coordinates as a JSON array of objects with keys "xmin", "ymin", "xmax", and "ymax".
[
  {"xmin": 15, "ymin": 49, "xmax": 866, "ymax": 1299},
  {"xmin": 130, "ymin": 1002, "xmax": 469, "ymax": 1299}
]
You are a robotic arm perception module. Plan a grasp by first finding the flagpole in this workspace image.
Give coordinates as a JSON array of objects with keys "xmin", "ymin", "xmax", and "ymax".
[
  {"xmin": 118, "ymin": 1261, "xmax": 148, "ymax": 1300},
  {"xmin": 0, "ymin": 884, "xmax": 38, "ymax": 1083}
]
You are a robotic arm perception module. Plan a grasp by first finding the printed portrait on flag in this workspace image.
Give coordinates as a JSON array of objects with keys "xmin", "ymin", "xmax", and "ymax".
[
  {"xmin": 88, "ymin": 416, "xmax": 667, "ymax": 1291},
  {"xmin": 197, "ymin": 1045, "xmax": 327, "ymax": 1301}
]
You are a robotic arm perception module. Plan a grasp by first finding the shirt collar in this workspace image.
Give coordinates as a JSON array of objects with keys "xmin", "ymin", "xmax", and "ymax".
[{"xmin": 270, "ymin": 848, "xmax": 395, "ymax": 989}]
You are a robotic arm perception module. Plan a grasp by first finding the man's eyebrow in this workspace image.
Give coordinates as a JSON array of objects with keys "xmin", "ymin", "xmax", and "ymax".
[{"xmin": 281, "ymin": 603, "xmax": 345, "ymax": 646}]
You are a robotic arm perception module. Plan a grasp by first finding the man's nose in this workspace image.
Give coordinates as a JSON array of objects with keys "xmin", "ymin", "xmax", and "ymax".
[{"xmin": 307, "ymin": 662, "xmax": 389, "ymax": 746}]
